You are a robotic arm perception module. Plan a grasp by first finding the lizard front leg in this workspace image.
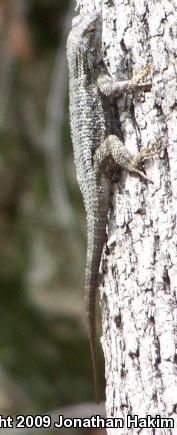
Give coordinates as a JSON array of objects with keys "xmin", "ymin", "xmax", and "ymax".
[
  {"xmin": 97, "ymin": 64, "xmax": 152, "ymax": 97},
  {"xmin": 95, "ymin": 67, "xmax": 155, "ymax": 179}
]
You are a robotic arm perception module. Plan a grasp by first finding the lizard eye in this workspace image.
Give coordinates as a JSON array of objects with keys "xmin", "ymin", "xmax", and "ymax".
[{"xmin": 83, "ymin": 27, "xmax": 95, "ymax": 36}]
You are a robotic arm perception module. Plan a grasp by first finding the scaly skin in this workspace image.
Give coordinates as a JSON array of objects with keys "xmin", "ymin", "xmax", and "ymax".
[
  {"xmin": 67, "ymin": 13, "xmax": 108, "ymax": 402},
  {"xmin": 67, "ymin": 12, "xmax": 152, "ymax": 402}
]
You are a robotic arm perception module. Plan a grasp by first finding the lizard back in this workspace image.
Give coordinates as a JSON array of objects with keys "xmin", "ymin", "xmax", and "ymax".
[{"xmin": 67, "ymin": 12, "xmax": 110, "ymax": 401}]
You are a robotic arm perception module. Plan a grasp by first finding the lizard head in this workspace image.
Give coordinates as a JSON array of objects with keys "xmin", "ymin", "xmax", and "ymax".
[
  {"xmin": 81, "ymin": 13, "xmax": 101, "ymax": 54},
  {"xmin": 67, "ymin": 12, "xmax": 102, "ymax": 70}
]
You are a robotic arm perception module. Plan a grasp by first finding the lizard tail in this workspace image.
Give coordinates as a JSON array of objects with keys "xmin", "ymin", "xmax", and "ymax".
[
  {"xmin": 86, "ymin": 209, "xmax": 108, "ymax": 403},
  {"xmin": 86, "ymin": 271, "xmax": 100, "ymax": 404}
]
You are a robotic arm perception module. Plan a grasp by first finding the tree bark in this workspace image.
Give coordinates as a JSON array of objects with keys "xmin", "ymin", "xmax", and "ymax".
[{"xmin": 78, "ymin": 0, "xmax": 177, "ymax": 433}]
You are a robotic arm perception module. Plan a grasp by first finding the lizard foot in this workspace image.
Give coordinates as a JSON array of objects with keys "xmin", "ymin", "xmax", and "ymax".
[
  {"xmin": 132, "ymin": 63, "xmax": 153, "ymax": 84},
  {"xmin": 134, "ymin": 139, "xmax": 168, "ymax": 166},
  {"xmin": 93, "ymin": 135, "xmax": 167, "ymax": 184}
]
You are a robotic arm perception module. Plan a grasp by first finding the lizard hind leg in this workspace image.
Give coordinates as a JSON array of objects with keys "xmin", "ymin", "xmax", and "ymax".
[{"xmin": 94, "ymin": 134, "xmax": 153, "ymax": 183}]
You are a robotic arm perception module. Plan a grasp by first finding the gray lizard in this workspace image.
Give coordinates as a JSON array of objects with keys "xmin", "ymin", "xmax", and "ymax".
[{"xmin": 67, "ymin": 11, "xmax": 153, "ymax": 402}]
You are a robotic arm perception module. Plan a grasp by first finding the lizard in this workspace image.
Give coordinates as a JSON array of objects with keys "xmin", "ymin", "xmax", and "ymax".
[{"xmin": 67, "ymin": 11, "xmax": 155, "ymax": 402}]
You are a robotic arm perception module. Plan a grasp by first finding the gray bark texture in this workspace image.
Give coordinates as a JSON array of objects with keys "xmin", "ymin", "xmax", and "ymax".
[{"xmin": 77, "ymin": 0, "xmax": 177, "ymax": 433}]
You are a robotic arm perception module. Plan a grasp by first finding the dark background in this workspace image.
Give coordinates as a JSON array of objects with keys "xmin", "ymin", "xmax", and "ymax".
[{"xmin": 0, "ymin": 0, "xmax": 105, "ymax": 426}]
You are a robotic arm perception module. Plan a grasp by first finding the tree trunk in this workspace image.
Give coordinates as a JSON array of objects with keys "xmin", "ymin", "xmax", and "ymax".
[{"xmin": 77, "ymin": 0, "xmax": 177, "ymax": 432}]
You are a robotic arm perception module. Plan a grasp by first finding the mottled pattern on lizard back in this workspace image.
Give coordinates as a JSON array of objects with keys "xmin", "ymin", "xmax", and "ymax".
[
  {"xmin": 67, "ymin": 12, "xmax": 110, "ymax": 401},
  {"xmin": 67, "ymin": 11, "xmax": 153, "ymax": 402},
  {"xmin": 67, "ymin": 14, "xmax": 106, "ymax": 203},
  {"xmin": 67, "ymin": 8, "xmax": 155, "ymax": 403}
]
